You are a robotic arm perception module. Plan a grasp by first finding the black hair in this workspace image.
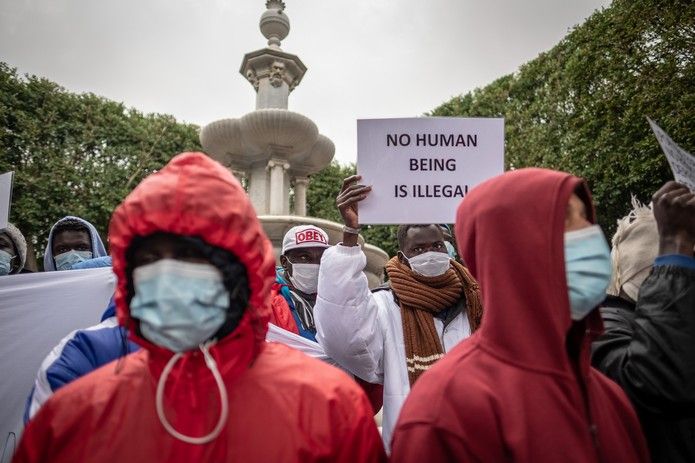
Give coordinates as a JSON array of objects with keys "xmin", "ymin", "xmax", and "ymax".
[
  {"xmin": 125, "ymin": 232, "xmax": 251, "ymax": 342},
  {"xmin": 396, "ymin": 224, "xmax": 439, "ymax": 251},
  {"xmin": 51, "ymin": 218, "xmax": 90, "ymax": 248},
  {"xmin": 52, "ymin": 218, "xmax": 89, "ymax": 237}
]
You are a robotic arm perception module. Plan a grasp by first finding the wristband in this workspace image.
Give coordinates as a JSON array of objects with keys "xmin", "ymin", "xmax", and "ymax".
[{"xmin": 343, "ymin": 225, "xmax": 361, "ymax": 235}]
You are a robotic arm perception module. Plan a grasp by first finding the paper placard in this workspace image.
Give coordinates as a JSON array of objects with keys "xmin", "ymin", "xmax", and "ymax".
[
  {"xmin": 648, "ymin": 118, "xmax": 695, "ymax": 192},
  {"xmin": 357, "ymin": 117, "xmax": 504, "ymax": 224},
  {"xmin": 0, "ymin": 171, "xmax": 13, "ymax": 230}
]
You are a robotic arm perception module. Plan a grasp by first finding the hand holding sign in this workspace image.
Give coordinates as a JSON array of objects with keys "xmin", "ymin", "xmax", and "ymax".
[
  {"xmin": 336, "ymin": 175, "xmax": 371, "ymax": 246},
  {"xmin": 652, "ymin": 181, "xmax": 695, "ymax": 256}
]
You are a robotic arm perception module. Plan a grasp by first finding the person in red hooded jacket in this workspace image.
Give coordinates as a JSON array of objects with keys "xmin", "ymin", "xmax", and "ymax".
[
  {"xmin": 391, "ymin": 168, "xmax": 649, "ymax": 462},
  {"xmin": 13, "ymin": 152, "xmax": 385, "ymax": 463}
]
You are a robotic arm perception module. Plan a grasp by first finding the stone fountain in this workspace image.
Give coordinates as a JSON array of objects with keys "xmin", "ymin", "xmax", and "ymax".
[{"xmin": 200, "ymin": 0, "xmax": 387, "ymax": 287}]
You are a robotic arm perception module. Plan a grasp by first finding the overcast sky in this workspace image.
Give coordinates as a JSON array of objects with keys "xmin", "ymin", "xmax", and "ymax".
[{"xmin": 0, "ymin": 0, "xmax": 611, "ymax": 165}]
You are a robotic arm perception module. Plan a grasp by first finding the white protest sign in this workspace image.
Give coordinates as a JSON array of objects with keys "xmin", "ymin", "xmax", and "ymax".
[
  {"xmin": 648, "ymin": 118, "xmax": 695, "ymax": 192},
  {"xmin": 0, "ymin": 171, "xmax": 13, "ymax": 230},
  {"xmin": 357, "ymin": 117, "xmax": 504, "ymax": 224}
]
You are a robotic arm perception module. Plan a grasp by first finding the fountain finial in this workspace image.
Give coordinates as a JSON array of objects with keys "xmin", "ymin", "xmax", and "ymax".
[{"xmin": 260, "ymin": 1, "xmax": 289, "ymax": 49}]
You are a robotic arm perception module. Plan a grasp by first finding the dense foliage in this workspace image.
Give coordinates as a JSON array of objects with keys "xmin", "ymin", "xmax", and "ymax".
[
  {"xmin": 431, "ymin": 0, "xmax": 694, "ymax": 234},
  {"xmin": 0, "ymin": 63, "xmax": 201, "ymax": 265}
]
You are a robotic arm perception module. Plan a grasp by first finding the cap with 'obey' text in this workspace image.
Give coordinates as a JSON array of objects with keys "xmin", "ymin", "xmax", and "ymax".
[{"xmin": 281, "ymin": 225, "xmax": 330, "ymax": 254}]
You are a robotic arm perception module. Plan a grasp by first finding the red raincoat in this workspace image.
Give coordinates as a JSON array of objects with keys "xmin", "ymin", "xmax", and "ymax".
[
  {"xmin": 391, "ymin": 168, "xmax": 648, "ymax": 462},
  {"xmin": 14, "ymin": 152, "xmax": 385, "ymax": 463}
]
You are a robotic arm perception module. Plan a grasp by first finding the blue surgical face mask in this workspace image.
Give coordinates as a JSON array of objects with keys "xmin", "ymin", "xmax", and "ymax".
[
  {"xmin": 0, "ymin": 249, "xmax": 13, "ymax": 275},
  {"xmin": 130, "ymin": 259, "xmax": 229, "ymax": 353},
  {"xmin": 54, "ymin": 250, "xmax": 93, "ymax": 271},
  {"xmin": 564, "ymin": 225, "xmax": 612, "ymax": 320},
  {"xmin": 444, "ymin": 241, "xmax": 458, "ymax": 259}
]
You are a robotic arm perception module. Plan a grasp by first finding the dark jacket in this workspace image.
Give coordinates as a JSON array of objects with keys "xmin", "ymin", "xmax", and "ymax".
[{"xmin": 592, "ymin": 255, "xmax": 695, "ymax": 463}]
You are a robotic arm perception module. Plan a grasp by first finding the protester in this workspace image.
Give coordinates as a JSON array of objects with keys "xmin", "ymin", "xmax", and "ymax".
[
  {"xmin": 390, "ymin": 168, "xmax": 648, "ymax": 462},
  {"xmin": 270, "ymin": 223, "xmax": 384, "ymax": 413},
  {"xmin": 592, "ymin": 181, "xmax": 695, "ymax": 463},
  {"xmin": 271, "ymin": 225, "xmax": 330, "ymax": 339},
  {"xmin": 23, "ymin": 297, "xmax": 138, "ymax": 422},
  {"xmin": 14, "ymin": 152, "xmax": 385, "ymax": 463},
  {"xmin": 0, "ymin": 223, "xmax": 27, "ymax": 275},
  {"xmin": 43, "ymin": 216, "xmax": 107, "ymax": 271},
  {"xmin": 314, "ymin": 175, "xmax": 483, "ymax": 450}
]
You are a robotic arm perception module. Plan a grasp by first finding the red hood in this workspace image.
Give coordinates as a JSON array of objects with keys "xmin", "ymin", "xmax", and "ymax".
[
  {"xmin": 455, "ymin": 168, "xmax": 602, "ymax": 375},
  {"xmin": 109, "ymin": 152, "xmax": 276, "ymax": 355}
]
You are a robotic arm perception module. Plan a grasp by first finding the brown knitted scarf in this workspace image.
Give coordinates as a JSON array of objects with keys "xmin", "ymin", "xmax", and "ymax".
[{"xmin": 385, "ymin": 256, "xmax": 482, "ymax": 385}]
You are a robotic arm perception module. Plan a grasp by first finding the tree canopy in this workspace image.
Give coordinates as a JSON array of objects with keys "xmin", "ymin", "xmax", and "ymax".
[
  {"xmin": 431, "ymin": 0, "xmax": 694, "ymax": 234},
  {"xmin": 0, "ymin": 63, "xmax": 201, "ymax": 266}
]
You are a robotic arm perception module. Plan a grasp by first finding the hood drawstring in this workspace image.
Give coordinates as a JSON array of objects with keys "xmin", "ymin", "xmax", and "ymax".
[{"xmin": 155, "ymin": 341, "xmax": 229, "ymax": 445}]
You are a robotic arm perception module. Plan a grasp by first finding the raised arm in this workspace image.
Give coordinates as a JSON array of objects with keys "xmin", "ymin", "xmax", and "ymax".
[
  {"xmin": 592, "ymin": 181, "xmax": 695, "ymax": 414},
  {"xmin": 314, "ymin": 176, "xmax": 386, "ymax": 383}
]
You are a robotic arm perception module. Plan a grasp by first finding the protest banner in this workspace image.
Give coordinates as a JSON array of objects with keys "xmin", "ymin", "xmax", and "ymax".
[
  {"xmin": 357, "ymin": 117, "xmax": 504, "ymax": 224},
  {"xmin": 0, "ymin": 172, "xmax": 13, "ymax": 230},
  {"xmin": 0, "ymin": 268, "xmax": 114, "ymax": 452},
  {"xmin": 648, "ymin": 118, "xmax": 695, "ymax": 192}
]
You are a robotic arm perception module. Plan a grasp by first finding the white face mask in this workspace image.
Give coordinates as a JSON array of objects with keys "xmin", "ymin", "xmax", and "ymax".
[
  {"xmin": 404, "ymin": 251, "xmax": 451, "ymax": 277},
  {"xmin": 288, "ymin": 263, "xmax": 320, "ymax": 294}
]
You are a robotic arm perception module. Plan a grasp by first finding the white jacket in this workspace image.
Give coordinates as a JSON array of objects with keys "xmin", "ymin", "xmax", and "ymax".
[{"xmin": 315, "ymin": 244, "xmax": 471, "ymax": 451}]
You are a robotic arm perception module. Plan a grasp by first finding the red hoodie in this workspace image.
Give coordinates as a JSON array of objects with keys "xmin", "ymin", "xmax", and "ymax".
[
  {"xmin": 391, "ymin": 168, "xmax": 648, "ymax": 462},
  {"xmin": 14, "ymin": 152, "xmax": 385, "ymax": 463}
]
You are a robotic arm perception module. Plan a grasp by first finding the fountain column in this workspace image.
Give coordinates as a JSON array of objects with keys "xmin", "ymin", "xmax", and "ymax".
[
  {"xmin": 267, "ymin": 158, "xmax": 289, "ymax": 215},
  {"xmin": 293, "ymin": 176, "xmax": 309, "ymax": 216}
]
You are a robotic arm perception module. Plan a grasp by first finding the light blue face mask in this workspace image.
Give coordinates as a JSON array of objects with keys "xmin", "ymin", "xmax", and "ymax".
[
  {"xmin": 564, "ymin": 225, "xmax": 612, "ymax": 320},
  {"xmin": 130, "ymin": 259, "xmax": 229, "ymax": 353},
  {"xmin": 0, "ymin": 249, "xmax": 13, "ymax": 275},
  {"xmin": 54, "ymin": 250, "xmax": 93, "ymax": 271},
  {"xmin": 444, "ymin": 241, "xmax": 458, "ymax": 259}
]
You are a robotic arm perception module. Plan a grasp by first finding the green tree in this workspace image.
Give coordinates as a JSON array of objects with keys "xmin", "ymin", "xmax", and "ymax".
[
  {"xmin": 431, "ymin": 0, "xmax": 694, "ymax": 234},
  {"xmin": 0, "ymin": 63, "xmax": 201, "ymax": 266}
]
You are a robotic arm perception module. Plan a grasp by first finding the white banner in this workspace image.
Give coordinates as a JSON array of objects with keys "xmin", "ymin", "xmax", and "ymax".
[
  {"xmin": 0, "ymin": 268, "xmax": 115, "ymax": 453},
  {"xmin": 357, "ymin": 117, "xmax": 504, "ymax": 224},
  {"xmin": 648, "ymin": 118, "xmax": 695, "ymax": 192}
]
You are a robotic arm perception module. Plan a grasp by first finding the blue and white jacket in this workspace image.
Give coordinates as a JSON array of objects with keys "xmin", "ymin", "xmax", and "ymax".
[{"xmin": 24, "ymin": 298, "xmax": 139, "ymax": 422}]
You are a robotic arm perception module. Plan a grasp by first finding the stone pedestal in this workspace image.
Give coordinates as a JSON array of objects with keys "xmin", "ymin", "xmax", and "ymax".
[{"xmin": 200, "ymin": 0, "xmax": 389, "ymax": 285}]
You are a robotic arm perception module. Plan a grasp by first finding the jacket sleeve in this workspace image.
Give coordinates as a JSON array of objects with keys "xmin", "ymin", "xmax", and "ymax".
[
  {"xmin": 24, "ymin": 318, "xmax": 128, "ymax": 422},
  {"xmin": 269, "ymin": 291, "xmax": 300, "ymax": 335},
  {"xmin": 592, "ymin": 258, "xmax": 695, "ymax": 415},
  {"xmin": 314, "ymin": 244, "xmax": 385, "ymax": 384},
  {"xmin": 332, "ymin": 388, "xmax": 388, "ymax": 463},
  {"xmin": 391, "ymin": 423, "xmax": 480, "ymax": 463}
]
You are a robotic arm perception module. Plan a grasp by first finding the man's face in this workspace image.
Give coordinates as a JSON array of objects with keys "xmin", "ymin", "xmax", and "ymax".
[
  {"xmin": 400, "ymin": 225, "xmax": 447, "ymax": 260},
  {"xmin": 132, "ymin": 234, "xmax": 209, "ymax": 269},
  {"xmin": 0, "ymin": 233, "xmax": 16, "ymax": 257},
  {"xmin": 565, "ymin": 193, "xmax": 591, "ymax": 232},
  {"xmin": 53, "ymin": 230, "xmax": 91, "ymax": 256},
  {"xmin": 0, "ymin": 232, "xmax": 17, "ymax": 272},
  {"xmin": 281, "ymin": 247, "xmax": 325, "ymax": 276}
]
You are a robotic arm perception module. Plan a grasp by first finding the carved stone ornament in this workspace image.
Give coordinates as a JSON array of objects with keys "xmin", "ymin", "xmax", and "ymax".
[
  {"xmin": 269, "ymin": 60, "xmax": 286, "ymax": 87},
  {"xmin": 246, "ymin": 69, "xmax": 259, "ymax": 90},
  {"xmin": 265, "ymin": 0, "xmax": 286, "ymax": 10}
]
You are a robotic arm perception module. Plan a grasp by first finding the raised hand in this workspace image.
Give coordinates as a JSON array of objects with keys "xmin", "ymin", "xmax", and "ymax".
[
  {"xmin": 652, "ymin": 181, "xmax": 695, "ymax": 256},
  {"xmin": 336, "ymin": 175, "xmax": 371, "ymax": 246}
]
